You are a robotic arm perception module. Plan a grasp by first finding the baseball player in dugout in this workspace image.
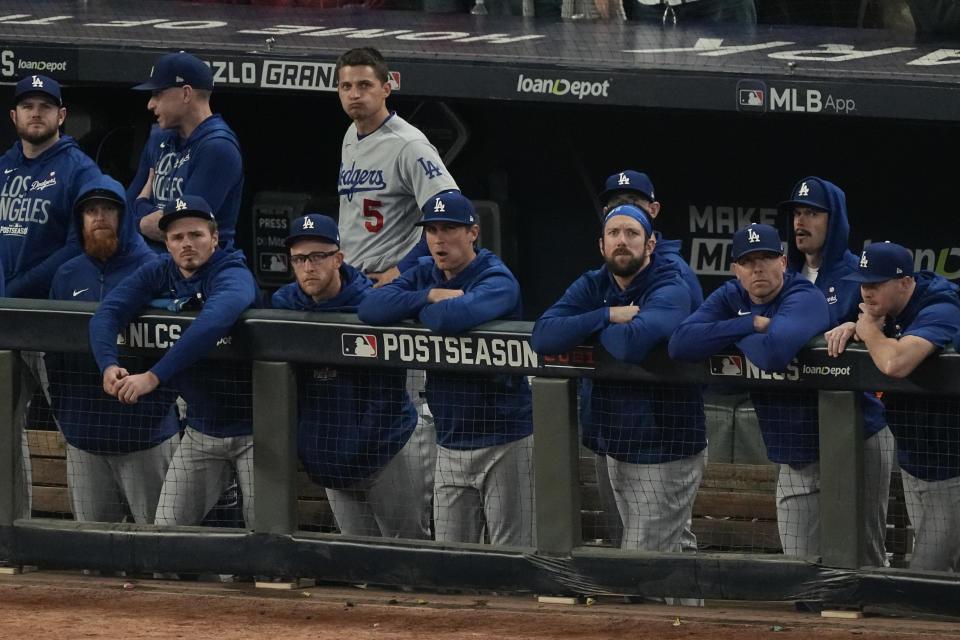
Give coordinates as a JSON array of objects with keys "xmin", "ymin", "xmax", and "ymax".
[
  {"xmin": 781, "ymin": 176, "xmax": 894, "ymax": 566},
  {"xmin": 1, "ymin": 74, "xmax": 102, "ymax": 298},
  {"xmin": 669, "ymin": 224, "xmax": 838, "ymax": 561},
  {"xmin": 271, "ymin": 214, "xmax": 432, "ymax": 539},
  {"xmin": 89, "ymin": 195, "xmax": 259, "ymax": 527},
  {"xmin": 358, "ymin": 191, "xmax": 535, "ymax": 547},
  {"xmin": 47, "ymin": 175, "xmax": 179, "ymax": 524},
  {"xmin": 593, "ymin": 169, "xmax": 704, "ymax": 549},
  {"xmin": 128, "ymin": 51, "xmax": 243, "ymax": 254},
  {"xmin": 832, "ymin": 241, "xmax": 960, "ymax": 571},
  {"xmin": 531, "ymin": 204, "xmax": 706, "ymax": 603},
  {"xmin": 336, "ymin": 46, "xmax": 458, "ymax": 288},
  {"xmin": 1, "ymin": 74, "xmax": 102, "ymax": 519}
]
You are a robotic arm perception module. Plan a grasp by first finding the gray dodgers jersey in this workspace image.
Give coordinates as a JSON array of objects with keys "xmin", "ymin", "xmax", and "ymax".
[{"xmin": 338, "ymin": 113, "xmax": 458, "ymax": 272}]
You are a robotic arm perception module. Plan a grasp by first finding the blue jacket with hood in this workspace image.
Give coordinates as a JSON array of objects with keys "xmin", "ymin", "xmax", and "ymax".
[
  {"xmin": 0, "ymin": 135, "xmax": 102, "ymax": 298},
  {"xmin": 654, "ymin": 230, "xmax": 704, "ymax": 311},
  {"xmin": 127, "ymin": 118, "xmax": 243, "ymax": 253},
  {"xmin": 271, "ymin": 263, "xmax": 418, "ymax": 489},
  {"xmin": 358, "ymin": 248, "xmax": 533, "ymax": 450},
  {"xmin": 881, "ymin": 271, "xmax": 960, "ymax": 481},
  {"xmin": 47, "ymin": 175, "xmax": 179, "ymax": 453},
  {"xmin": 783, "ymin": 176, "xmax": 887, "ymax": 439},
  {"xmin": 670, "ymin": 272, "xmax": 840, "ymax": 464},
  {"xmin": 532, "ymin": 254, "xmax": 706, "ymax": 464},
  {"xmin": 89, "ymin": 246, "xmax": 258, "ymax": 438}
]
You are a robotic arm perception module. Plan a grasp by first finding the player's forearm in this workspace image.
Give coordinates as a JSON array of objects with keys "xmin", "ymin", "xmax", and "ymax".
[
  {"xmin": 358, "ymin": 287, "xmax": 429, "ymax": 325},
  {"xmin": 531, "ymin": 309, "xmax": 608, "ymax": 354},
  {"xmin": 859, "ymin": 330, "xmax": 917, "ymax": 378},
  {"xmin": 668, "ymin": 316, "xmax": 754, "ymax": 362}
]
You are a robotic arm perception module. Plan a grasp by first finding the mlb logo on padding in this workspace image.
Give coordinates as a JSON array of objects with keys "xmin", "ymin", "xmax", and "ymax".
[
  {"xmin": 342, "ymin": 333, "xmax": 377, "ymax": 358},
  {"xmin": 709, "ymin": 355, "xmax": 743, "ymax": 376}
]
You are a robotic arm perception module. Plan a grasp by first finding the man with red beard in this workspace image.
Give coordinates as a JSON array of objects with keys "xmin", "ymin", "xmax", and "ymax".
[{"xmin": 46, "ymin": 176, "xmax": 180, "ymax": 523}]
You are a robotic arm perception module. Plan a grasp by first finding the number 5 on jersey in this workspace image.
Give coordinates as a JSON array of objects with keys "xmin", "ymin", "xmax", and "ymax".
[{"xmin": 363, "ymin": 199, "xmax": 383, "ymax": 233}]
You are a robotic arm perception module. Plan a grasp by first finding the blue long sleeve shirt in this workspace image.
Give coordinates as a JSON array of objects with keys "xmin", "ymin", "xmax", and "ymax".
[
  {"xmin": 127, "ymin": 117, "xmax": 243, "ymax": 253},
  {"xmin": 0, "ymin": 136, "xmax": 102, "ymax": 298},
  {"xmin": 89, "ymin": 248, "xmax": 258, "ymax": 437},
  {"xmin": 881, "ymin": 271, "xmax": 960, "ymax": 481},
  {"xmin": 669, "ymin": 272, "xmax": 870, "ymax": 464},
  {"xmin": 358, "ymin": 248, "xmax": 532, "ymax": 449},
  {"xmin": 532, "ymin": 255, "xmax": 706, "ymax": 464},
  {"xmin": 48, "ymin": 175, "xmax": 179, "ymax": 453},
  {"xmin": 271, "ymin": 263, "xmax": 417, "ymax": 488}
]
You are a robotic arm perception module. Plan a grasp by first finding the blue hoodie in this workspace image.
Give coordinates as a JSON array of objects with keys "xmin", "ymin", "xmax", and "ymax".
[
  {"xmin": 669, "ymin": 271, "xmax": 870, "ymax": 464},
  {"xmin": 127, "ymin": 117, "xmax": 243, "ymax": 253},
  {"xmin": 654, "ymin": 231, "xmax": 704, "ymax": 311},
  {"xmin": 89, "ymin": 247, "xmax": 258, "ymax": 437},
  {"xmin": 881, "ymin": 271, "xmax": 960, "ymax": 481},
  {"xmin": 783, "ymin": 176, "xmax": 888, "ymax": 439},
  {"xmin": 0, "ymin": 135, "xmax": 102, "ymax": 298},
  {"xmin": 358, "ymin": 248, "xmax": 533, "ymax": 450},
  {"xmin": 532, "ymin": 254, "xmax": 706, "ymax": 464},
  {"xmin": 47, "ymin": 175, "xmax": 179, "ymax": 453},
  {"xmin": 271, "ymin": 263, "xmax": 418, "ymax": 489}
]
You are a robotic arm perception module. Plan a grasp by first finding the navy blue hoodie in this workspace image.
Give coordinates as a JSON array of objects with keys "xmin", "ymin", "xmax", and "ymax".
[
  {"xmin": 89, "ymin": 247, "xmax": 258, "ymax": 437},
  {"xmin": 881, "ymin": 271, "xmax": 960, "ymax": 481},
  {"xmin": 783, "ymin": 176, "xmax": 887, "ymax": 439},
  {"xmin": 359, "ymin": 248, "xmax": 533, "ymax": 450},
  {"xmin": 271, "ymin": 263, "xmax": 417, "ymax": 489},
  {"xmin": 532, "ymin": 254, "xmax": 706, "ymax": 464},
  {"xmin": 47, "ymin": 175, "xmax": 179, "ymax": 453},
  {"xmin": 128, "ymin": 117, "xmax": 243, "ymax": 253},
  {"xmin": 0, "ymin": 135, "xmax": 102, "ymax": 297},
  {"xmin": 670, "ymin": 272, "xmax": 863, "ymax": 464}
]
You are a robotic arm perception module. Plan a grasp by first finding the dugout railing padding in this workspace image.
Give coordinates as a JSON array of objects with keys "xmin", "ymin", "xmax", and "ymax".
[{"xmin": 0, "ymin": 299, "xmax": 958, "ymax": 616}]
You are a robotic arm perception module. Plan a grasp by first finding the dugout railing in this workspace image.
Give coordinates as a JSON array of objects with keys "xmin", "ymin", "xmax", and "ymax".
[{"xmin": 0, "ymin": 298, "xmax": 958, "ymax": 616}]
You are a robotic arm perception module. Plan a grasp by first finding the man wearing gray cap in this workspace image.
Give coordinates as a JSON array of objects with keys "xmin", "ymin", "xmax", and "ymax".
[
  {"xmin": 835, "ymin": 241, "xmax": 960, "ymax": 571},
  {"xmin": 128, "ymin": 52, "xmax": 243, "ymax": 254}
]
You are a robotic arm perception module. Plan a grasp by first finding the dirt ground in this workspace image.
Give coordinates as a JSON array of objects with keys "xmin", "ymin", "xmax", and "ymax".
[{"xmin": 0, "ymin": 571, "xmax": 958, "ymax": 639}]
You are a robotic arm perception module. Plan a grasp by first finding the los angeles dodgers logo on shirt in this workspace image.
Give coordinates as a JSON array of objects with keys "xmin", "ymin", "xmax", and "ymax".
[{"xmin": 338, "ymin": 161, "xmax": 387, "ymax": 202}]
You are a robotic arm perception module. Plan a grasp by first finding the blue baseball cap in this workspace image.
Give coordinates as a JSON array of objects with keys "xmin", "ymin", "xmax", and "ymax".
[
  {"xmin": 133, "ymin": 52, "xmax": 213, "ymax": 91},
  {"xmin": 842, "ymin": 242, "xmax": 914, "ymax": 283},
  {"xmin": 732, "ymin": 223, "xmax": 784, "ymax": 260},
  {"xmin": 13, "ymin": 75, "xmax": 62, "ymax": 107},
  {"xmin": 417, "ymin": 191, "xmax": 476, "ymax": 226},
  {"xmin": 286, "ymin": 214, "xmax": 340, "ymax": 248},
  {"xmin": 603, "ymin": 204, "xmax": 652, "ymax": 238},
  {"xmin": 778, "ymin": 176, "xmax": 833, "ymax": 214},
  {"xmin": 598, "ymin": 170, "xmax": 655, "ymax": 204},
  {"xmin": 158, "ymin": 195, "xmax": 216, "ymax": 231}
]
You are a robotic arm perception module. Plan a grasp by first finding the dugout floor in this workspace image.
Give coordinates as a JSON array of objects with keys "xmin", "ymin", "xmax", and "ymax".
[{"xmin": 0, "ymin": 569, "xmax": 958, "ymax": 639}]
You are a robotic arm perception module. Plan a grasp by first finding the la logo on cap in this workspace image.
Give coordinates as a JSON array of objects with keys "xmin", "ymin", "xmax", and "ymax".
[
  {"xmin": 31, "ymin": 75, "xmax": 43, "ymax": 88},
  {"xmin": 747, "ymin": 228, "xmax": 761, "ymax": 243},
  {"xmin": 860, "ymin": 251, "xmax": 868, "ymax": 268},
  {"xmin": 302, "ymin": 217, "xmax": 314, "ymax": 230},
  {"xmin": 617, "ymin": 172, "xmax": 630, "ymax": 186},
  {"xmin": 175, "ymin": 199, "xmax": 188, "ymax": 211},
  {"xmin": 433, "ymin": 198, "xmax": 445, "ymax": 213},
  {"xmin": 797, "ymin": 182, "xmax": 810, "ymax": 197}
]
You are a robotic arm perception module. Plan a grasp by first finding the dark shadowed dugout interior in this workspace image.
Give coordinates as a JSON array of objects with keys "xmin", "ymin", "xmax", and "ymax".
[{"xmin": 1, "ymin": 0, "xmax": 958, "ymax": 316}]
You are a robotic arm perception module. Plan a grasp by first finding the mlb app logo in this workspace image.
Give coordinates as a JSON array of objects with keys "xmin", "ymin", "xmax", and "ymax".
[
  {"xmin": 709, "ymin": 355, "xmax": 743, "ymax": 376},
  {"xmin": 736, "ymin": 80, "xmax": 766, "ymax": 113},
  {"xmin": 342, "ymin": 333, "xmax": 377, "ymax": 358}
]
